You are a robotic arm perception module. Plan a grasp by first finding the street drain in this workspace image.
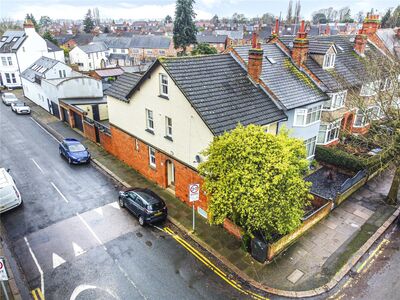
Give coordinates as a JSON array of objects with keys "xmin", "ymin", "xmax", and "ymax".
[
  {"xmin": 145, "ymin": 241, "xmax": 152, "ymax": 247},
  {"xmin": 136, "ymin": 232, "xmax": 143, "ymax": 238}
]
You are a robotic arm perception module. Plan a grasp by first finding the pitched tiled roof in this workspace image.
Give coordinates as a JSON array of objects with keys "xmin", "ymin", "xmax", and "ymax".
[
  {"xmin": 279, "ymin": 35, "xmax": 377, "ymax": 92},
  {"xmin": 105, "ymin": 73, "xmax": 142, "ymax": 101},
  {"xmin": 79, "ymin": 42, "xmax": 108, "ymax": 53},
  {"xmin": 45, "ymin": 39, "xmax": 62, "ymax": 52},
  {"xmin": 73, "ymin": 33, "xmax": 94, "ymax": 45},
  {"xmin": 233, "ymin": 44, "xmax": 328, "ymax": 110},
  {"xmin": 129, "ymin": 35, "xmax": 171, "ymax": 49},
  {"xmin": 21, "ymin": 56, "xmax": 61, "ymax": 82},
  {"xmin": 308, "ymin": 40, "xmax": 335, "ymax": 54},
  {"xmin": 54, "ymin": 34, "xmax": 74, "ymax": 45},
  {"xmin": 0, "ymin": 31, "xmax": 26, "ymax": 53},
  {"xmin": 161, "ymin": 55, "xmax": 286, "ymax": 135},
  {"xmin": 196, "ymin": 35, "xmax": 227, "ymax": 44},
  {"xmin": 93, "ymin": 35, "xmax": 131, "ymax": 49}
]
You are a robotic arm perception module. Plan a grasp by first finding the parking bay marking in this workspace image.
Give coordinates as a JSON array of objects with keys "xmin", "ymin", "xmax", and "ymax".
[
  {"xmin": 50, "ymin": 182, "xmax": 69, "ymax": 203},
  {"xmin": 31, "ymin": 158, "xmax": 44, "ymax": 174},
  {"xmin": 162, "ymin": 227, "xmax": 268, "ymax": 300}
]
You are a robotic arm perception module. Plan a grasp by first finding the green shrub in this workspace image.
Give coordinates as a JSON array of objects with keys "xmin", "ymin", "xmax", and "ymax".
[{"xmin": 315, "ymin": 145, "xmax": 366, "ymax": 172}]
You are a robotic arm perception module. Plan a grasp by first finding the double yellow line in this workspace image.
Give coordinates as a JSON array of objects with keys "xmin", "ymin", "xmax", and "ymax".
[
  {"xmin": 31, "ymin": 288, "xmax": 45, "ymax": 300},
  {"xmin": 356, "ymin": 238, "xmax": 390, "ymax": 274},
  {"xmin": 163, "ymin": 227, "xmax": 267, "ymax": 300}
]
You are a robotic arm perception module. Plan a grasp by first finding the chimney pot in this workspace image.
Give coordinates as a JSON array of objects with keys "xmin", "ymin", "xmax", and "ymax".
[
  {"xmin": 291, "ymin": 20, "xmax": 309, "ymax": 66},
  {"xmin": 248, "ymin": 33, "xmax": 263, "ymax": 84}
]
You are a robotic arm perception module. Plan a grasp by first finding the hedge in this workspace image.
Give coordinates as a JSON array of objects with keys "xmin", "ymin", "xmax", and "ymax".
[{"xmin": 315, "ymin": 145, "xmax": 394, "ymax": 174}]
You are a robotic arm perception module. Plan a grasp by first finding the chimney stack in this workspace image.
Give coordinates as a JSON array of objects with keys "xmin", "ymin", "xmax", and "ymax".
[
  {"xmin": 23, "ymin": 19, "xmax": 36, "ymax": 35},
  {"xmin": 248, "ymin": 32, "xmax": 263, "ymax": 84},
  {"xmin": 272, "ymin": 18, "xmax": 279, "ymax": 36},
  {"xmin": 354, "ymin": 29, "xmax": 368, "ymax": 56},
  {"xmin": 361, "ymin": 14, "xmax": 380, "ymax": 37},
  {"xmin": 291, "ymin": 20, "xmax": 309, "ymax": 66}
]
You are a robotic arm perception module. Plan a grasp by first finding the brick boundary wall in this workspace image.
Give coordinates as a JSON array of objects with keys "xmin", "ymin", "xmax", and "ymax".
[{"xmin": 83, "ymin": 121, "xmax": 97, "ymax": 143}]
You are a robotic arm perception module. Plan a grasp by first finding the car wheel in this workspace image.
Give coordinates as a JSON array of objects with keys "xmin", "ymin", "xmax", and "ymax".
[
  {"xmin": 59, "ymin": 148, "xmax": 62, "ymax": 156},
  {"xmin": 118, "ymin": 197, "xmax": 124, "ymax": 208},
  {"xmin": 138, "ymin": 215, "xmax": 145, "ymax": 226},
  {"xmin": 68, "ymin": 157, "xmax": 72, "ymax": 164}
]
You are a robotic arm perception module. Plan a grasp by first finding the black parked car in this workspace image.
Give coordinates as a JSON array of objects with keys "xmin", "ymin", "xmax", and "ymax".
[{"xmin": 118, "ymin": 188, "xmax": 167, "ymax": 226}]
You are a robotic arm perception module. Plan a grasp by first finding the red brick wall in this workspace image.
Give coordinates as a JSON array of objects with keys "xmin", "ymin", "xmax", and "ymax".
[
  {"xmin": 83, "ymin": 121, "xmax": 97, "ymax": 143},
  {"xmin": 223, "ymin": 219, "xmax": 243, "ymax": 240},
  {"xmin": 351, "ymin": 124, "xmax": 370, "ymax": 135},
  {"xmin": 102, "ymin": 125, "xmax": 208, "ymax": 211}
]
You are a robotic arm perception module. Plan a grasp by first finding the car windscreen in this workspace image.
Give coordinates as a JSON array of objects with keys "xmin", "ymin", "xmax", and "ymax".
[
  {"xmin": 14, "ymin": 102, "xmax": 26, "ymax": 107},
  {"xmin": 0, "ymin": 185, "xmax": 14, "ymax": 200},
  {"xmin": 5, "ymin": 95, "xmax": 16, "ymax": 99},
  {"xmin": 68, "ymin": 144, "xmax": 86, "ymax": 152},
  {"xmin": 136, "ymin": 191, "xmax": 164, "ymax": 210}
]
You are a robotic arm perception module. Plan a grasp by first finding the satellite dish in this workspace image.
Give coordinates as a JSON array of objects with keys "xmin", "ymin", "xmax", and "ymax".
[{"xmin": 195, "ymin": 155, "xmax": 202, "ymax": 163}]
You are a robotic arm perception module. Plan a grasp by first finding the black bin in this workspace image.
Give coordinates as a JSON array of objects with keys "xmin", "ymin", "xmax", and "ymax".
[{"xmin": 251, "ymin": 234, "xmax": 268, "ymax": 263}]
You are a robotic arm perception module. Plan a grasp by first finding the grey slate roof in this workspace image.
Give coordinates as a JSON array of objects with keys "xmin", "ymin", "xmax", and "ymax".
[
  {"xmin": 196, "ymin": 35, "xmax": 227, "ymax": 44},
  {"xmin": 0, "ymin": 31, "xmax": 26, "ymax": 53},
  {"xmin": 93, "ymin": 35, "xmax": 131, "ymax": 49},
  {"xmin": 54, "ymin": 34, "xmax": 74, "ymax": 45},
  {"xmin": 21, "ymin": 56, "xmax": 60, "ymax": 82},
  {"xmin": 79, "ymin": 42, "xmax": 108, "ymax": 53},
  {"xmin": 161, "ymin": 55, "xmax": 286, "ymax": 135},
  {"xmin": 72, "ymin": 33, "xmax": 94, "ymax": 45},
  {"xmin": 45, "ymin": 39, "xmax": 62, "ymax": 52},
  {"xmin": 279, "ymin": 35, "xmax": 376, "ymax": 92},
  {"xmin": 109, "ymin": 53, "xmax": 132, "ymax": 61},
  {"xmin": 105, "ymin": 73, "xmax": 142, "ymax": 101},
  {"xmin": 233, "ymin": 44, "xmax": 328, "ymax": 110},
  {"xmin": 308, "ymin": 40, "xmax": 335, "ymax": 54},
  {"xmin": 130, "ymin": 35, "xmax": 171, "ymax": 49}
]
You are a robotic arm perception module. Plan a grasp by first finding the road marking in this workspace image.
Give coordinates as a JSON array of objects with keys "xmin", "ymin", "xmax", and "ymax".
[
  {"xmin": 72, "ymin": 242, "xmax": 86, "ymax": 257},
  {"xmin": 70, "ymin": 284, "xmax": 120, "ymax": 300},
  {"xmin": 31, "ymin": 158, "xmax": 44, "ymax": 174},
  {"xmin": 52, "ymin": 253, "xmax": 66, "ymax": 269},
  {"xmin": 24, "ymin": 237, "xmax": 45, "ymax": 297},
  {"xmin": 162, "ymin": 226, "xmax": 268, "ymax": 300},
  {"xmin": 76, "ymin": 213, "xmax": 107, "ymax": 251},
  {"xmin": 356, "ymin": 238, "xmax": 389, "ymax": 273},
  {"xmin": 30, "ymin": 117, "xmax": 59, "ymax": 143},
  {"xmin": 50, "ymin": 182, "xmax": 69, "ymax": 203},
  {"xmin": 115, "ymin": 259, "xmax": 147, "ymax": 299},
  {"xmin": 31, "ymin": 288, "xmax": 45, "ymax": 300}
]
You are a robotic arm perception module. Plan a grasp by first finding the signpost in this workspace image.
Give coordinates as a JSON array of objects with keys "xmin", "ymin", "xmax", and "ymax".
[
  {"xmin": 189, "ymin": 183, "xmax": 200, "ymax": 232},
  {"xmin": 0, "ymin": 257, "xmax": 10, "ymax": 300}
]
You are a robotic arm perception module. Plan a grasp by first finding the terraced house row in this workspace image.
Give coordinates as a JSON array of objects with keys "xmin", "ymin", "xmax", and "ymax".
[{"xmin": 84, "ymin": 15, "xmax": 397, "ymax": 217}]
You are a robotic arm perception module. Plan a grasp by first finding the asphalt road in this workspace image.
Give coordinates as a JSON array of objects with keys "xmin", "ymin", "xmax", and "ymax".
[
  {"xmin": 0, "ymin": 101, "xmax": 246, "ymax": 299},
  {"xmin": 328, "ymin": 223, "xmax": 400, "ymax": 300}
]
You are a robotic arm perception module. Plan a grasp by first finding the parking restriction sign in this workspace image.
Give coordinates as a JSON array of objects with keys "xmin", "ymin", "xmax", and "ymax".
[
  {"xmin": 0, "ymin": 257, "xmax": 8, "ymax": 281},
  {"xmin": 189, "ymin": 184, "xmax": 200, "ymax": 202}
]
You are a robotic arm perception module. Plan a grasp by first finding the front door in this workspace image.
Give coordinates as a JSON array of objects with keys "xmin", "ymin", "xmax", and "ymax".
[
  {"xmin": 92, "ymin": 105, "xmax": 100, "ymax": 121},
  {"xmin": 166, "ymin": 160, "xmax": 175, "ymax": 189}
]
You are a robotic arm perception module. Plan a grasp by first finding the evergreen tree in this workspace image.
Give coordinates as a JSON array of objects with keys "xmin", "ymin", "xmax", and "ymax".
[
  {"xmin": 26, "ymin": 13, "xmax": 39, "ymax": 32},
  {"xmin": 286, "ymin": 0, "xmax": 293, "ymax": 24},
  {"xmin": 83, "ymin": 9, "xmax": 95, "ymax": 33},
  {"xmin": 191, "ymin": 43, "xmax": 217, "ymax": 55},
  {"xmin": 42, "ymin": 31, "xmax": 58, "ymax": 45},
  {"xmin": 165, "ymin": 15, "xmax": 173, "ymax": 24},
  {"xmin": 381, "ymin": 9, "xmax": 391, "ymax": 28},
  {"xmin": 173, "ymin": 0, "xmax": 197, "ymax": 54}
]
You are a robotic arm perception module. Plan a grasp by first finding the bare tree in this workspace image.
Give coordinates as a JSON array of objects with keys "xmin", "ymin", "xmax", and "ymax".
[
  {"xmin": 286, "ymin": 0, "xmax": 293, "ymax": 24},
  {"xmin": 0, "ymin": 18, "xmax": 21, "ymax": 36},
  {"xmin": 345, "ymin": 51, "xmax": 400, "ymax": 204}
]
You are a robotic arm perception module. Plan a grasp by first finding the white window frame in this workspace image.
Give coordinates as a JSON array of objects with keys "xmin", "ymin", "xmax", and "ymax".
[
  {"xmin": 159, "ymin": 74, "xmax": 168, "ymax": 97},
  {"xmin": 323, "ymin": 91, "xmax": 347, "ymax": 111},
  {"xmin": 5, "ymin": 73, "xmax": 11, "ymax": 83},
  {"xmin": 360, "ymin": 82, "xmax": 378, "ymax": 97},
  {"xmin": 317, "ymin": 119, "xmax": 342, "ymax": 145},
  {"xmin": 149, "ymin": 146, "xmax": 156, "ymax": 168},
  {"xmin": 7, "ymin": 57, "xmax": 12, "ymax": 66},
  {"xmin": 323, "ymin": 53, "xmax": 335, "ymax": 69},
  {"xmin": 304, "ymin": 136, "xmax": 317, "ymax": 159},
  {"xmin": 62, "ymin": 70, "xmax": 66, "ymax": 77},
  {"xmin": 165, "ymin": 116, "xmax": 172, "ymax": 138},
  {"xmin": 146, "ymin": 109, "xmax": 154, "ymax": 131},
  {"xmin": 293, "ymin": 105, "xmax": 322, "ymax": 127},
  {"xmin": 353, "ymin": 107, "xmax": 376, "ymax": 128},
  {"xmin": 1, "ymin": 57, "xmax": 6, "ymax": 66}
]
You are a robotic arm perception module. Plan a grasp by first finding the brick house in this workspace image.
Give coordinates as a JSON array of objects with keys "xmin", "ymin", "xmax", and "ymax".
[
  {"xmin": 104, "ymin": 54, "xmax": 286, "ymax": 216},
  {"xmin": 228, "ymin": 32, "xmax": 329, "ymax": 159},
  {"xmin": 195, "ymin": 34, "xmax": 229, "ymax": 52},
  {"xmin": 277, "ymin": 17, "xmax": 389, "ymax": 140}
]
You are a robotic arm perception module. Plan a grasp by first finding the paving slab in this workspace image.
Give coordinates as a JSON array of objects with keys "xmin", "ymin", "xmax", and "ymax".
[{"xmin": 287, "ymin": 269, "xmax": 304, "ymax": 284}]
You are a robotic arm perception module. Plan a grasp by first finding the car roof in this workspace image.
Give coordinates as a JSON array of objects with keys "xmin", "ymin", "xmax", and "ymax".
[
  {"xmin": 13, "ymin": 101, "xmax": 26, "ymax": 105},
  {"xmin": 0, "ymin": 168, "xmax": 12, "ymax": 189},
  {"xmin": 130, "ymin": 188, "xmax": 163, "ymax": 204},
  {"xmin": 4, "ymin": 93, "xmax": 16, "ymax": 97},
  {"xmin": 63, "ymin": 138, "xmax": 81, "ymax": 145}
]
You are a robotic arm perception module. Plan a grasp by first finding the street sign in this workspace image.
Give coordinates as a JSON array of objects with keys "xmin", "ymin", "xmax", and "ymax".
[
  {"xmin": 189, "ymin": 184, "xmax": 200, "ymax": 202},
  {"xmin": 0, "ymin": 257, "xmax": 9, "ymax": 281}
]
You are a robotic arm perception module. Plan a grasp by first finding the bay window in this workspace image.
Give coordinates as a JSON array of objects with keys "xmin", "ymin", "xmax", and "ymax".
[
  {"xmin": 323, "ymin": 91, "xmax": 347, "ymax": 110},
  {"xmin": 317, "ymin": 119, "xmax": 341, "ymax": 144},
  {"xmin": 304, "ymin": 137, "xmax": 317, "ymax": 159},
  {"xmin": 294, "ymin": 105, "xmax": 322, "ymax": 126}
]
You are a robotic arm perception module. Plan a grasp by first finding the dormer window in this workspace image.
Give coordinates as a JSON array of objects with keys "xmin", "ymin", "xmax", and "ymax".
[{"xmin": 323, "ymin": 53, "xmax": 335, "ymax": 69}]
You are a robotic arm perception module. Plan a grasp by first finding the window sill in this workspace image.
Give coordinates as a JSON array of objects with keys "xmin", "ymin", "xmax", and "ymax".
[
  {"xmin": 149, "ymin": 164, "xmax": 157, "ymax": 170},
  {"xmin": 164, "ymin": 135, "xmax": 173, "ymax": 142},
  {"xmin": 145, "ymin": 128, "xmax": 155, "ymax": 135},
  {"xmin": 158, "ymin": 94, "xmax": 169, "ymax": 100}
]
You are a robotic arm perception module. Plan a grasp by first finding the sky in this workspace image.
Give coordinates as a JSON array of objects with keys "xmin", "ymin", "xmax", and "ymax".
[{"xmin": 0, "ymin": 0, "xmax": 397, "ymax": 21}]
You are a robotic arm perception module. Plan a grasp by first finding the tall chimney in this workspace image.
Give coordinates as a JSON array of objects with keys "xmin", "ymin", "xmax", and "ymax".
[
  {"xmin": 23, "ymin": 19, "xmax": 36, "ymax": 35},
  {"xmin": 361, "ymin": 14, "xmax": 380, "ymax": 37},
  {"xmin": 291, "ymin": 20, "xmax": 309, "ymax": 66},
  {"xmin": 272, "ymin": 18, "xmax": 279, "ymax": 36},
  {"xmin": 354, "ymin": 29, "xmax": 368, "ymax": 56},
  {"xmin": 248, "ymin": 32, "xmax": 263, "ymax": 84}
]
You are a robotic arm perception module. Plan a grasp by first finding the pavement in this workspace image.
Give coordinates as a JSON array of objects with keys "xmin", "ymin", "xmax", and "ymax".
[
  {"xmin": 0, "ymin": 97, "xmax": 246, "ymax": 300},
  {"xmin": 3, "ymin": 90, "xmax": 399, "ymax": 299}
]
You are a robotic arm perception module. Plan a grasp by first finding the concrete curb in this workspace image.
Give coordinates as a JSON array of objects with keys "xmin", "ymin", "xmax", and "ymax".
[{"xmin": 29, "ymin": 111, "xmax": 400, "ymax": 298}]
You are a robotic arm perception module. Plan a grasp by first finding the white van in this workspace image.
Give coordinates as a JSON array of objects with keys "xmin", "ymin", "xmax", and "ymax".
[{"xmin": 0, "ymin": 168, "xmax": 22, "ymax": 213}]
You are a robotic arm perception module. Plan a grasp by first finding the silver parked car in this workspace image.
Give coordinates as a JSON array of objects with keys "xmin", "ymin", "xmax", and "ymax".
[
  {"xmin": 11, "ymin": 101, "xmax": 31, "ymax": 114},
  {"xmin": 0, "ymin": 168, "xmax": 22, "ymax": 213},
  {"xmin": 2, "ymin": 93, "xmax": 19, "ymax": 106}
]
